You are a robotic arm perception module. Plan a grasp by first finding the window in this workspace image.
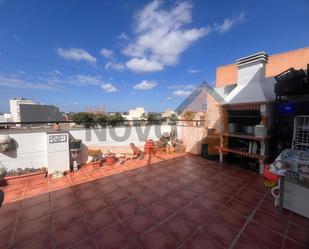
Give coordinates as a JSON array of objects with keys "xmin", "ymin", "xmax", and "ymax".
[{"xmin": 201, "ymin": 104, "xmax": 207, "ymax": 110}]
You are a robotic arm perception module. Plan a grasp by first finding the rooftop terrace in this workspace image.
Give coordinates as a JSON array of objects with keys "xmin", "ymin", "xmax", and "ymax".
[{"xmin": 1, "ymin": 153, "xmax": 308, "ymax": 249}]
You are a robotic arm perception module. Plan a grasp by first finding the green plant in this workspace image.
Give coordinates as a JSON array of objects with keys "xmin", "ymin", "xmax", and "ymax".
[
  {"xmin": 169, "ymin": 113, "xmax": 179, "ymax": 125},
  {"xmin": 107, "ymin": 112, "xmax": 125, "ymax": 127},
  {"xmin": 94, "ymin": 114, "xmax": 109, "ymax": 127},
  {"xmin": 73, "ymin": 112, "xmax": 94, "ymax": 128},
  {"xmin": 88, "ymin": 149, "xmax": 103, "ymax": 162}
]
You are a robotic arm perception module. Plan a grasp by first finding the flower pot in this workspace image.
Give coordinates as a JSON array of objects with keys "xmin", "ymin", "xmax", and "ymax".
[{"xmin": 105, "ymin": 156, "xmax": 116, "ymax": 165}]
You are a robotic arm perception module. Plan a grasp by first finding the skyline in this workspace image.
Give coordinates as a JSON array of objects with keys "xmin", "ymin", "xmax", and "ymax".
[{"xmin": 0, "ymin": 0, "xmax": 309, "ymax": 113}]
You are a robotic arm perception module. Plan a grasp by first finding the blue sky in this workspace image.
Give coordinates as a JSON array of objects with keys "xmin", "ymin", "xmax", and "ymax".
[{"xmin": 0, "ymin": 0, "xmax": 308, "ymax": 113}]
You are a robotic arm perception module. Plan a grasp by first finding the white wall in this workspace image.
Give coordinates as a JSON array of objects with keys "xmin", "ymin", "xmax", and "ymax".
[
  {"xmin": 0, "ymin": 125, "xmax": 185, "ymax": 172},
  {"xmin": 0, "ymin": 132, "xmax": 46, "ymax": 170},
  {"xmin": 70, "ymin": 125, "xmax": 173, "ymax": 147},
  {"xmin": 178, "ymin": 126, "xmax": 206, "ymax": 154}
]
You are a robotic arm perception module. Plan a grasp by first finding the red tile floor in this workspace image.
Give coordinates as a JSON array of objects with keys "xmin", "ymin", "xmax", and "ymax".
[{"xmin": 0, "ymin": 153, "xmax": 309, "ymax": 249}]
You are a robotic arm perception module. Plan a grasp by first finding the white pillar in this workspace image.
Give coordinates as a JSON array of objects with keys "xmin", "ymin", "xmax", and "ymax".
[{"xmin": 46, "ymin": 132, "xmax": 70, "ymax": 173}]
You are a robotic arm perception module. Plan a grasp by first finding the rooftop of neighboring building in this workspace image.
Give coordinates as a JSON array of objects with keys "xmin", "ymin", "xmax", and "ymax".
[{"xmin": 216, "ymin": 47, "xmax": 309, "ymax": 88}]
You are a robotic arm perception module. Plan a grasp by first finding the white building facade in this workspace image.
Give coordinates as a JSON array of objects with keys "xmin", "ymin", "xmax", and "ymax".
[
  {"xmin": 123, "ymin": 107, "xmax": 146, "ymax": 120},
  {"xmin": 10, "ymin": 98, "xmax": 35, "ymax": 122}
]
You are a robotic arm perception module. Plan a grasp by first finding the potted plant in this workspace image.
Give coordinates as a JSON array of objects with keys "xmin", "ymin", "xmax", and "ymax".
[
  {"xmin": 0, "ymin": 162, "xmax": 7, "ymax": 185},
  {"xmin": 87, "ymin": 150, "xmax": 103, "ymax": 168},
  {"xmin": 105, "ymin": 150, "xmax": 116, "ymax": 165},
  {"xmin": 69, "ymin": 138, "xmax": 82, "ymax": 149}
]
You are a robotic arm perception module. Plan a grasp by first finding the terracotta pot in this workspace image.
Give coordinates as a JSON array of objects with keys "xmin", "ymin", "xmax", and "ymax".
[{"xmin": 105, "ymin": 156, "xmax": 116, "ymax": 165}]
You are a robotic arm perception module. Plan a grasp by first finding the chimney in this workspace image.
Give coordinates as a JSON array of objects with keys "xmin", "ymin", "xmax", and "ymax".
[
  {"xmin": 224, "ymin": 52, "xmax": 275, "ymax": 104},
  {"xmin": 236, "ymin": 52, "xmax": 269, "ymax": 86}
]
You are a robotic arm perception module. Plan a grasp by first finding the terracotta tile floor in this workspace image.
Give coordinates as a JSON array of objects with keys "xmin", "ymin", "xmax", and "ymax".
[{"xmin": 1, "ymin": 153, "xmax": 309, "ymax": 249}]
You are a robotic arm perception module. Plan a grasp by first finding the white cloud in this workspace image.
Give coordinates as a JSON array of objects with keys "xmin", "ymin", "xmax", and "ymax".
[
  {"xmin": 133, "ymin": 80, "xmax": 157, "ymax": 90},
  {"xmin": 118, "ymin": 32, "xmax": 131, "ymax": 41},
  {"xmin": 101, "ymin": 84, "xmax": 118, "ymax": 92},
  {"xmin": 0, "ymin": 74, "xmax": 59, "ymax": 91},
  {"xmin": 166, "ymin": 96, "xmax": 172, "ymax": 100},
  {"xmin": 126, "ymin": 57, "xmax": 164, "ymax": 73},
  {"xmin": 100, "ymin": 48, "xmax": 114, "ymax": 58},
  {"xmin": 17, "ymin": 70, "xmax": 26, "ymax": 75},
  {"xmin": 56, "ymin": 48, "xmax": 97, "ymax": 64},
  {"xmin": 188, "ymin": 69, "xmax": 201, "ymax": 74},
  {"xmin": 70, "ymin": 75, "xmax": 103, "ymax": 86},
  {"xmin": 105, "ymin": 61, "xmax": 125, "ymax": 72},
  {"xmin": 54, "ymin": 70, "xmax": 61, "ymax": 75},
  {"xmin": 123, "ymin": 0, "xmax": 210, "ymax": 73},
  {"xmin": 73, "ymin": 101, "xmax": 79, "ymax": 105},
  {"xmin": 169, "ymin": 84, "xmax": 196, "ymax": 90},
  {"xmin": 214, "ymin": 12, "xmax": 245, "ymax": 34},
  {"xmin": 172, "ymin": 89, "xmax": 192, "ymax": 96}
]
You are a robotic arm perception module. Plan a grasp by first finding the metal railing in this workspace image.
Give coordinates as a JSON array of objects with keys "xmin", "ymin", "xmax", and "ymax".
[{"xmin": 0, "ymin": 119, "xmax": 207, "ymax": 131}]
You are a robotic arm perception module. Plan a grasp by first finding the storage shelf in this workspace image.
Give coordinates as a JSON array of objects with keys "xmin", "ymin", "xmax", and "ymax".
[
  {"xmin": 214, "ymin": 146, "xmax": 266, "ymax": 160},
  {"xmin": 219, "ymin": 133, "xmax": 270, "ymax": 141}
]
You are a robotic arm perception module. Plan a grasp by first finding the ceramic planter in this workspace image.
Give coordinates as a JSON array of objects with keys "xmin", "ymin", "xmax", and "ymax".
[{"xmin": 105, "ymin": 156, "xmax": 116, "ymax": 165}]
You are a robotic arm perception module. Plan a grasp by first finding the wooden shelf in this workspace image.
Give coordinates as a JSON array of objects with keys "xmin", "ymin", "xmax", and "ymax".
[
  {"xmin": 214, "ymin": 146, "xmax": 266, "ymax": 160},
  {"xmin": 219, "ymin": 133, "xmax": 270, "ymax": 141}
]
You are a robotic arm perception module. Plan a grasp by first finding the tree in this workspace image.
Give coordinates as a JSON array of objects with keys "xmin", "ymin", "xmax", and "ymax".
[
  {"xmin": 108, "ymin": 112, "xmax": 125, "ymax": 127},
  {"xmin": 140, "ymin": 112, "xmax": 162, "ymax": 125},
  {"xmin": 73, "ymin": 112, "xmax": 94, "ymax": 128},
  {"xmin": 169, "ymin": 113, "xmax": 179, "ymax": 125},
  {"xmin": 93, "ymin": 114, "xmax": 108, "ymax": 127},
  {"xmin": 139, "ymin": 112, "xmax": 148, "ymax": 126},
  {"xmin": 147, "ymin": 113, "xmax": 157, "ymax": 125}
]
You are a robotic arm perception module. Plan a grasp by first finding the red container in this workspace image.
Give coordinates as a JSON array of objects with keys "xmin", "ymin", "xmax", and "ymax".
[
  {"xmin": 144, "ymin": 139, "xmax": 155, "ymax": 154},
  {"xmin": 263, "ymin": 165, "xmax": 279, "ymax": 182},
  {"xmin": 105, "ymin": 156, "xmax": 116, "ymax": 165}
]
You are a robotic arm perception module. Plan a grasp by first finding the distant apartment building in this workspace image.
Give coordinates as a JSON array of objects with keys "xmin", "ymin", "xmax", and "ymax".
[
  {"xmin": 162, "ymin": 109, "xmax": 177, "ymax": 118},
  {"xmin": 123, "ymin": 107, "xmax": 146, "ymax": 120},
  {"xmin": 0, "ymin": 113, "xmax": 12, "ymax": 128},
  {"xmin": 0, "ymin": 113, "xmax": 12, "ymax": 122},
  {"xmin": 10, "ymin": 98, "xmax": 35, "ymax": 122},
  {"xmin": 9, "ymin": 98, "xmax": 63, "ymax": 123}
]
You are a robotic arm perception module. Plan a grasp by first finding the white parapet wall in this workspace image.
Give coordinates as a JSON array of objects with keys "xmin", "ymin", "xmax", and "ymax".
[
  {"xmin": 70, "ymin": 125, "xmax": 174, "ymax": 147},
  {"xmin": 0, "ymin": 125, "xmax": 188, "ymax": 173},
  {"xmin": 0, "ymin": 132, "xmax": 47, "ymax": 170},
  {"xmin": 178, "ymin": 126, "xmax": 207, "ymax": 154}
]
